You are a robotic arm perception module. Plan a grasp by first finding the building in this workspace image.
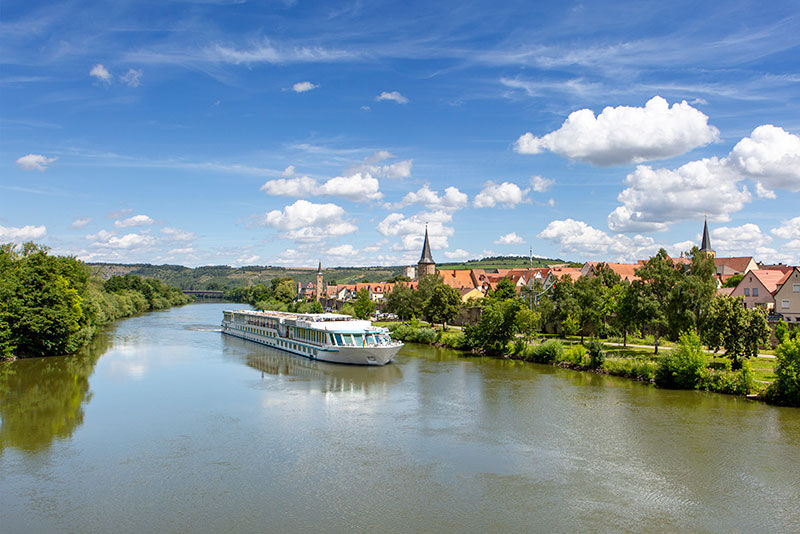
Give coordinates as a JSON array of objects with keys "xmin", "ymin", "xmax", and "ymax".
[
  {"xmin": 581, "ymin": 262, "xmax": 640, "ymax": 282},
  {"xmin": 315, "ymin": 261, "xmax": 323, "ymax": 301},
  {"xmin": 730, "ymin": 269, "xmax": 790, "ymax": 310},
  {"xmin": 417, "ymin": 225, "xmax": 436, "ymax": 277},
  {"xmin": 773, "ymin": 267, "xmax": 800, "ymax": 323},
  {"xmin": 403, "ymin": 265, "xmax": 416, "ymax": 279},
  {"xmin": 699, "ymin": 217, "xmax": 716, "ymax": 258}
]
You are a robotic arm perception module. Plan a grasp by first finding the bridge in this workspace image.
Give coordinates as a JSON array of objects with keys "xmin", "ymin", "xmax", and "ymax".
[{"xmin": 183, "ymin": 290, "xmax": 225, "ymax": 299}]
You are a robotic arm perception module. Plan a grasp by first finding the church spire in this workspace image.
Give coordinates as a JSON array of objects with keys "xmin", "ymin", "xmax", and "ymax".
[
  {"xmin": 317, "ymin": 260, "xmax": 322, "ymax": 274},
  {"xmin": 419, "ymin": 225, "xmax": 434, "ymax": 264},
  {"xmin": 701, "ymin": 216, "xmax": 712, "ymax": 251}
]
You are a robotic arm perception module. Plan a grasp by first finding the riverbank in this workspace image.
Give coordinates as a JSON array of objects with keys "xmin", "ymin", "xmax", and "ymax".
[{"xmin": 381, "ymin": 321, "xmax": 790, "ymax": 403}]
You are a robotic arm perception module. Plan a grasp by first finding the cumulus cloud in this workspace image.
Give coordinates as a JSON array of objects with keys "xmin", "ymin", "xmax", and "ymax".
[
  {"xmin": 161, "ymin": 227, "xmax": 196, "ymax": 241},
  {"xmin": 771, "ymin": 216, "xmax": 800, "ymax": 240},
  {"xmin": 711, "ymin": 224, "xmax": 772, "ymax": 256},
  {"xmin": 71, "ymin": 217, "xmax": 91, "ymax": 229},
  {"xmin": 515, "ymin": 96, "xmax": 719, "ymax": 166},
  {"xmin": 494, "ymin": 232, "xmax": 525, "ymax": 245},
  {"xmin": 0, "ymin": 224, "xmax": 47, "ymax": 241},
  {"xmin": 395, "ymin": 185, "xmax": 468, "ymax": 211},
  {"xmin": 120, "ymin": 68, "xmax": 142, "ymax": 87},
  {"xmin": 282, "ymin": 165, "xmax": 295, "ymax": 177},
  {"xmin": 90, "ymin": 64, "xmax": 112, "ymax": 84},
  {"xmin": 260, "ymin": 175, "xmax": 318, "ymax": 196},
  {"xmin": 16, "ymin": 153, "xmax": 57, "ymax": 171},
  {"xmin": 327, "ymin": 244, "xmax": 357, "ymax": 256},
  {"xmin": 727, "ymin": 125, "xmax": 800, "ymax": 192},
  {"xmin": 538, "ymin": 218, "xmax": 666, "ymax": 262},
  {"xmin": 377, "ymin": 210, "xmax": 453, "ymax": 251},
  {"xmin": 319, "ymin": 172, "xmax": 382, "ymax": 201},
  {"xmin": 348, "ymin": 151, "xmax": 412, "ymax": 179},
  {"xmin": 376, "ymin": 91, "xmax": 408, "ymax": 104},
  {"xmin": 87, "ymin": 230, "xmax": 155, "ymax": 249},
  {"xmin": 168, "ymin": 247, "xmax": 194, "ymax": 255},
  {"xmin": 474, "ymin": 181, "xmax": 530, "ymax": 208},
  {"xmin": 258, "ymin": 199, "xmax": 357, "ymax": 242},
  {"xmin": 292, "ymin": 81, "xmax": 318, "ymax": 92},
  {"xmin": 530, "ymin": 175, "xmax": 554, "ymax": 192},
  {"xmin": 443, "ymin": 249, "xmax": 471, "ymax": 260},
  {"xmin": 114, "ymin": 214, "xmax": 155, "ymax": 228}
]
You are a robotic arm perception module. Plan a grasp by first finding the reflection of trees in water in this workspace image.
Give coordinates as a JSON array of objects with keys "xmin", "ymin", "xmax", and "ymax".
[
  {"xmin": 246, "ymin": 351, "xmax": 402, "ymax": 394},
  {"xmin": 0, "ymin": 331, "xmax": 111, "ymax": 453}
]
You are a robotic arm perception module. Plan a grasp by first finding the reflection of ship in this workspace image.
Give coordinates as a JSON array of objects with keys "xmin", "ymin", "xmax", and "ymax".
[
  {"xmin": 242, "ymin": 342, "xmax": 403, "ymax": 394},
  {"xmin": 222, "ymin": 310, "xmax": 402, "ymax": 365}
]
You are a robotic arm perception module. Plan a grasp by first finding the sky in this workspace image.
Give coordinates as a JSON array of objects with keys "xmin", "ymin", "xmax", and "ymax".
[{"xmin": 2, "ymin": 0, "xmax": 800, "ymax": 268}]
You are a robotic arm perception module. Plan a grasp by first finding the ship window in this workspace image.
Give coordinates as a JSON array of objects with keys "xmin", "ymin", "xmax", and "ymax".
[
  {"xmin": 352, "ymin": 334, "xmax": 364, "ymax": 346},
  {"xmin": 334, "ymin": 334, "xmax": 343, "ymax": 346}
]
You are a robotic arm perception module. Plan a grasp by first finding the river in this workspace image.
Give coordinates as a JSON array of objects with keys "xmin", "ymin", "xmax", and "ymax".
[{"xmin": 1, "ymin": 303, "xmax": 799, "ymax": 532}]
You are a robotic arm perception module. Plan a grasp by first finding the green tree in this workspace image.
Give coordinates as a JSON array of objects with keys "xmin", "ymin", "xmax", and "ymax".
[
  {"xmin": 666, "ymin": 248, "xmax": 717, "ymax": 338},
  {"xmin": 272, "ymin": 278, "xmax": 298, "ymax": 303},
  {"xmin": 415, "ymin": 274, "xmax": 443, "ymax": 310},
  {"xmin": 489, "ymin": 278, "xmax": 517, "ymax": 302},
  {"xmin": 464, "ymin": 298, "xmax": 522, "ymax": 355},
  {"xmin": 722, "ymin": 274, "xmax": 744, "ymax": 288},
  {"xmin": 704, "ymin": 296, "xmax": 770, "ymax": 370},
  {"xmin": 339, "ymin": 303, "xmax": 356, "ymax": 317},
  {"xmin": 774, "ymin": 320, "xmax": 789, "ymax": 344},
  {"xmin": 635, "ymin": 249, "xmax": 681, "ymax": 353},
  {"xmin": 353, "ymin": 289, "xmax": 376, "ymax": 319},
  {"xmin": 561, "ymin": 313, "xmax": 579, "ymax": 337},
  {"xmin": 655, "ymin": 329, "xmax": 708, "ymax": 389},
  {"xmin": 765, "ymin": 335, "xmax": 800, "ymax": 406},
  {"xmin": 385, "ymin": 284, "xmax": 417, "ymax": 320},
  {"xmin": 515, "ymin": 307, "xmax": 540, "ymax": 342},
  {"xmin": 423, "ymin": 285, "xmax": 462, "ymax": 329}
]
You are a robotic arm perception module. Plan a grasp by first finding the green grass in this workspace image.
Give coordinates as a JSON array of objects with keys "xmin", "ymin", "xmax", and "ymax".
[{"xmin": 747, "ymin": 356, "xmax": 776, "ymax": 383}]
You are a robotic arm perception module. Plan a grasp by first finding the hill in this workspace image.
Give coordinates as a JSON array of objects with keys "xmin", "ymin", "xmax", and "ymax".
[{"xmin": 88, "ymin": 255, "xmax": 577, "ymax": 290}]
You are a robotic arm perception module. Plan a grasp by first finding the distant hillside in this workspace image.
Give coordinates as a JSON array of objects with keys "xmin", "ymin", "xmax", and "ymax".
[{"xmin": 88, "ymin": 255, "xmax": 577, "ymax": 290}]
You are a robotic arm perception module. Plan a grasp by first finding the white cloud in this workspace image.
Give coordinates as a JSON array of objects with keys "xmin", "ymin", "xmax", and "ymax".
[
  {"xmin": 292, "ymin": 81, "xmax": 318, "ymax": 92},
  {"xmin": 168, "ymin": 247, "xmax": 194, "ymax": 255},
  {"xmin": 282, "ymin": 165, "xmax": 295, "ymax": 177},
  {"xmin": 530, "ymin": 175, "xmax": 554, "ymax": 192},
  {"xmin": 348, "ymin": 151, "xmax": 412, "ymax": 179},
  {"xmin": 87, "ymin": 230, "xmax": 155, "ymax": 249},
  {"xmin": 114, "ymin": 214, "xmax": 155, "ymax": 228},
  {"xmin": 538, "ymin": 218, "xmax": 666, "ymax": 262},
  {"xmin": 727, "ymin": 125, "xmax": 800, "ymax": 192},
  {"xmin": 259, "ymin": 199, "xmax": 357, "ymax": 242},
  {"xmin": 376, "ymin": 91, "xmax": 408, "ymax": 104},
  {"xmin": 514, "ymin": 96, "xmax": 719, "ymax": 166},
  {"xmin": 377, "ymin": 210, "xmax": 453, "ymax": 251},
  {"xmin": 319, "ymin": 172, "xmax": 382, "ymax": 201},
  {"xmin": 120, "ymin": 68, "xmax": 142, "ymax": 87},
  {"xmin": 0, "ymin": 224, "xmax": 47, "ymax": 241},
  {"xmin": 16, "ymin": 153, "xmax": 57, "ymax": 171},
  {"xmin": 327, "ymin": 244, "xmax": 357, "ymax": 256},
  {"xmin": 607, "ymin": 158, "xmax": 752, "ymax": 232},
  {"xmin": 494, "ymin": 232, "xmax": 525, "ymax": 245},
  {"xmin": 236, "ymin": 254, "xmax": 260, "ymax": 265},
  {"xmin": 397, "ymin": 185, "xmax": 468, "ymax": 211},
  {"xmin": 90, "ymin": 64, "xmax": 112, "ymax": 84},
  {"xmin": 474, "ymin": 181, "xmax": 530, "ymax": 208},
  {"xmin": 443, "ymin": 249, "xmax": 471, "ymax": 260},
  {"xmin": 161, "ymin": 227, "xmax": 196, "ymax": 241},
  {"xmin": 771, "ymin": 216, "xmax": 800, "ymax": 240},
  {"xmin": 260, "ymin": 175, "xmax": 318, "ymax": 196},
  {"xmin": 711, "ymin": 224, "xmax": 772, "ymax": 256},
  {"xmin": 71, "ymin": 217, "xmax": 91, "ymax": 229}
]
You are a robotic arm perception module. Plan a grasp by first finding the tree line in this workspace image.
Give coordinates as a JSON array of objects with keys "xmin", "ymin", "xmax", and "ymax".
[{"xmin": 0, "ymin": 243, "xmax": 192, "ymax": 359}]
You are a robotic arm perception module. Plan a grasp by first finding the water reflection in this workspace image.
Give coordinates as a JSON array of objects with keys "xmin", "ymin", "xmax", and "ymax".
[
  {"xmin": 223, "ymin": 335, "xmax": 403, "ymax": 394},
  {"xmin": 0, "ymin": 331, "xmax": 111, "ymax": 453}
]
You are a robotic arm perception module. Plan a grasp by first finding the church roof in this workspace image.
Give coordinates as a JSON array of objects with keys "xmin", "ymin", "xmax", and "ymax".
[
  {"xmin": 701, "ymin": 217, "xmax": 713, "ymax": 251},
  {"xmin": 419, "ymin": 226, "xmax": 434, "ymax": 264}
]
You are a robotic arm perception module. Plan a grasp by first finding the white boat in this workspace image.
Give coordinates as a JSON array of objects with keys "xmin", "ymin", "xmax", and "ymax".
[{"xmin": 221, "ymin": 310, "xmax": 402, "ymax": 365}]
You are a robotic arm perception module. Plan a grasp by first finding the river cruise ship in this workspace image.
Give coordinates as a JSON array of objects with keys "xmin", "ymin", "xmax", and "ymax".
[{"xmin": 221, "ymin": 309, "xmax": 402, "ymax": 365}]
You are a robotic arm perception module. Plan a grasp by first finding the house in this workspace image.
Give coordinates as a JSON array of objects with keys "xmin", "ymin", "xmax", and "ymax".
[
  {"xmin": 714, "ymin": 256, "xmax": 758, "ymax": 276},
  {"xmin": 581, "ymin": 262, "xmax": 640, "ymax": 282},
  {"xmin": 549, "ymin": 265, "xmax": 582, "ymax": 282},
  {"xmin": 730, "ymin": 269, "xmax": 790, "ymax": 310},
  {"xmin": 773, "ymin": 267, "xmax": 800, "ymax": 323}
]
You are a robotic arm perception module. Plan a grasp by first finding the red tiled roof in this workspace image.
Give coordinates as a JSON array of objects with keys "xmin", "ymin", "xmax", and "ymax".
[{"xmin": 714, "ymin": 257, "xmax": 755, "ymax": 274}]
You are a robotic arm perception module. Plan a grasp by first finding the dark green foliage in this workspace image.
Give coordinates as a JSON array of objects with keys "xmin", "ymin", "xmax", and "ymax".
[
  {"xmin": 488, "ymin": 278, "xmax": 517, "ymax": 302},
  {"xmin": 390, "ymin": 324, "xmax": 437, "ymax": 344},
  {"xmin": 655, "ymin": 330, "xmax": 708, "ymax": 389},
  {"xmin": 423, "ymin": 285, "xmax": 462, "ymax": 328},
  {"xmin": 586, "ymin": 339, "xmax": 606, "ymax": 369},
  {"xmin": 0, "ymin": 242, "xmax": 191, "ymax": 359},
  {"xmin": 704, "ymin": 296, "xmax": 770, "ymax": 369},
  {"xmin": 384, "ymin": 284, "xmax": 417, "ymax": 320},
  {"xmin": 774, "ymin": 320, "xmax": 789, "ymax": 345},
  {"xmin": 524, "ymin": 339, "xmax": 564, "ymax": 363},
  {"xmin": 722, "ymin": 274, "xmax": 744, "ymax": 288},
  {"xmin": 353, "ymin": 289, "xmax": 376, "ymax": 319},
  {"xmin": 764, "ymin": 336, "xmax": 800, "ymax": 406},
  {"xmin": 463, "ymin": 299, "xmax": 522, "ymax": 355},
  {"xmin": 699, "ymin": 365, "xmax": 753, "ymax": 396}
]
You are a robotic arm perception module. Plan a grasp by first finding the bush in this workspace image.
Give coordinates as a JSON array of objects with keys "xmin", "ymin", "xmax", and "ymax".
[
  {"xmin": 563, "ymin": 345, "xmax": 587, "ymax": 366},
  {"xmin": 700, "ymin": 364, "xmax": 754, "ymax": 396},
  {"xmin": 655, "ymin": 330, "xmax": 708, "ymax": 389},
  {"xmin": 525, "ymin": 339, "xmax": 563, "ymax": 363},
  {"xmin": 764, "ymin": 336, "xmax": 800, "ymax": 406},
  {"xmin": 439, "ymin": 331, "xmax": 468, "ymax": 350},
  {"xmin": 390, "ymin": 324, "xmax": 437, "ymax": 344},
  {"xmin": 586, "ymin": 339, "xmax": 606, "ymax": 369},
  {"xmin": 513, "ymin": 338, "xmax": 526, "ymax": 356},
  {"xmin": 603, "ymin": 358, "xmax": 658, "ymax": 381}
]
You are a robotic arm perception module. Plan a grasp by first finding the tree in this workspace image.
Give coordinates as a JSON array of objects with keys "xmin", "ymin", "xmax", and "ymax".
[
  {"xmin": 655, "ymin": 329, "xmax": 708, "ymax": 389},
  {"xmin": 722, "ymin": 274, "xmax": 744, "ymax": 288},
  {"xmin": 561, "ymin": 313, "xmax": 579, "ymax": 337},
  {"xmin": 385, "ymin": 284, "xmax": 417, "ymax": 320},
  {"xmin": 765, "ymin": 335, "xmax": 800, "ymax": 406},
  {"xmin": 464, "ymin": 298, "xmax": 522, "ymax": 354},
  {"xmin": 353, "ymin": 288, "xmax": 375, "ymax": 319},
  {"xmin": 415, "ymin": 274, "xmax": 444, "ymax": 312},
  {"xmin": 272, "ymin": 278, "xmax": 297, "ymax": 303},
  {"xmin": 489, "ymin": 278, "xmax": 517, "ymax": 302},
  {"xmin": 666, "ymin": 248, "xmax": 717, "ymax": 338},
  {"xmin": 515, "ymin": 307, "xmax": 540, "ymax": 342},
  {"xmin": 704, "ymin": 295, "xmax": 770, "ymax": 370},
  {"xmin": 635, "ymin": 249, "xmax": 681, "ymax": 353},
  {"xmin": 774, "ymin": 320, "xmax": 789, "ymax": 344},
  {"xmin": 423, "ymin": 285, "xmax": 462, "ymax": 329}
]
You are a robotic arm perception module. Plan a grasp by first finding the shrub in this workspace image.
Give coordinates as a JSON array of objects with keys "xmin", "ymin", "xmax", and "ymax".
[
  {"xmin": 603, "ymin": 358, "xmax": 658, "ymax": 381},
  {"xmin": 513, "ymin": 338, "xmax": 526, "ymax": 356},
  {"xmin": 563, "ymin": 345, "xmax": 587, "ymax": 366},
  {"xmin": 655, "ymin": 330, "xmax": 708, "ymax": 389},
  {"xmin": 586, "ymin": 339, "xmax": 606, "ymax": 369},
  {"xmin": 700, "ymin": 363, "xmax": 754, "ymax": 396},
  {"xmin": 391, "ymin": 324, "xmax": 437, "ymax": 344},
  {"xmin": 439, "ymin": 331, "xmax": 468, "ymax": 350},
  {"xmin": 764, "ymin": 336, "xmax": 800, "ymax": 406},
  {"xmin": 525, "ymin": 339, "xmax": 563, "ymax": 363}
]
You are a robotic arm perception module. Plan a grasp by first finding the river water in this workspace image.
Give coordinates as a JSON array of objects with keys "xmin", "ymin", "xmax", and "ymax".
[{"xmin": 1, "ymin": 303, "xmax": 799, "ymax": 532}]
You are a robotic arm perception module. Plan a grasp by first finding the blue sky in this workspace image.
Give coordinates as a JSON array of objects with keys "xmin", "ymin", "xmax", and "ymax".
[{"xmin": 2, "ymin": 0, "xmax": 800, "ymax": 267}]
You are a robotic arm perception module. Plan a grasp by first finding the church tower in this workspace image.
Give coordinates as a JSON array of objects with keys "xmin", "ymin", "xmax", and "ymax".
[
  {"xmin": 315, "ymin": 260, "xmax": 323, "ymax": 300},
  {"xmin": 417, "ymin": 225, "xmax": 436, "ymax": 277},
  {"xmin": 699, "ymin": 217, "xmax": 716, "ymax": 258}
]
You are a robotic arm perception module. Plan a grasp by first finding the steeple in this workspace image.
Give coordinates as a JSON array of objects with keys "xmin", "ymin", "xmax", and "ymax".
[
  {"xmin": 700, "ymin": 216, "xmax": 716, "ymax": 258},
  {"xmin": 315, "ymin": 260, "xmax": 323, "ymax": 300},
  {"xmin": 317, "ymin": 260, "xmax": 322, "ymax": 274},
  {"xmin": 419, "ymin": 225, "xmax": 434, "ymax": 265}
]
